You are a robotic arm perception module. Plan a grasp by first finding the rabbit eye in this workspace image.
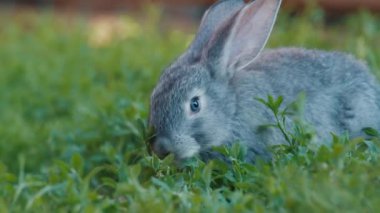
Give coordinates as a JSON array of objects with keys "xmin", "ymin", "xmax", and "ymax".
[{"xmin": 190, "ymin": 97, "xmax": 200, "ymax": 113}]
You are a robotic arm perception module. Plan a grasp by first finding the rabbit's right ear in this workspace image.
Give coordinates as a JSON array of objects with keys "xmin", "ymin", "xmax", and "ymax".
[
  {"xmin": 204, "ymin": 0, "xmax": 282, "ymax": 78},
  {"xmin": 180, "ymin": 0, "xmax": 245, "ymax": 62}
]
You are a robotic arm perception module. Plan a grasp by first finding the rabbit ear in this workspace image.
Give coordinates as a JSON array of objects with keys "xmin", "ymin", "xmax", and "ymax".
[
  {"xmin": 181, "ymin": 0, "xmax": 245, "ymax": 62},
  {"xmin": 205, "ymin": 0, "xmax": 282, "ymax": 77}
]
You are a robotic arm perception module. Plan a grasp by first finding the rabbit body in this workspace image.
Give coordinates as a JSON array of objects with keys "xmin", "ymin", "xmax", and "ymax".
[
  {"xmin": 149, "ymin": 0, "xmax": 380, "ymax": 161},
  {"xmin": 232, "ymin": 47, "xmax": 380, "ymax": 160}
]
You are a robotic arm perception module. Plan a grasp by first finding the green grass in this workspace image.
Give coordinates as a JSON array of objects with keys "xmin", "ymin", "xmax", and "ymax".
[{"xmin": 0, "ymin": 6, "xmax": 380, "ymax": 212}]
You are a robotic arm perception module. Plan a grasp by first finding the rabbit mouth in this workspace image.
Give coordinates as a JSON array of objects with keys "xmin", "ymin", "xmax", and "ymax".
[
  {"xmin": 174, "ymin": 137, "xmax": 201, "ymax": 159},
  {"xmin": 192, "ymin": 132, "xmax": 209, "ymax": 146}
]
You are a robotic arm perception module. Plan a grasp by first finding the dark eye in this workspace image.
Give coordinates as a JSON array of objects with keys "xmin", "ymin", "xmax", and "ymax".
[{"xmin": 190, "ymin": 96, "xmax": 200, "ymax": 113}]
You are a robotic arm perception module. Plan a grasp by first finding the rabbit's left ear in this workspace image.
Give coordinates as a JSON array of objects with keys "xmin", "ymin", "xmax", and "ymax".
[
  {"xmin": 180, "ymin": 0, "xmax": 245, "ymax": 63},
  {"xmin": 204, "ymin": 0, "xmax": 282, "ymax": 77}
]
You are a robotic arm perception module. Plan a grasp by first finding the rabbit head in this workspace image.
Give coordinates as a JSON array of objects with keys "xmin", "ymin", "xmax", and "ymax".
[{"xmin": 149, "ymin": 0, "xmax": 282, "ymax": 160}]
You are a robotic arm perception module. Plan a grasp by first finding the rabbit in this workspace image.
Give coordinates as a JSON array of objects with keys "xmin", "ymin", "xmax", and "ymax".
[{"xmin": 148, "ymin": 0, "xmax": 380, "ymax": 162}]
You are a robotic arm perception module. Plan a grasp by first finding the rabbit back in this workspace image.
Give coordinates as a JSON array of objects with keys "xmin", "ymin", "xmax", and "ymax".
[{"xmin": 232, "ymin": 47, "xmax": 380, "ymax": 147}]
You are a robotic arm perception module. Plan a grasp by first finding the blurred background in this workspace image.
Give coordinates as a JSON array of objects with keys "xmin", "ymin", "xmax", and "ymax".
[
  {"xmin": 0, "ymin": 0, "xmax": 380, "ymax": 212},
  {"xmin": 1, "ymin": 0, "xmax": 380, "ymax": 13},
  {"xmin": 0, "ymin": 0, "xmax": 379, "ymax": 171},
  {"xmin": 1, "ymin": 0, "xmax": 380, "ymax": 20},
  {"xmin": 0, "ymin": 0, "xmax": 379, "ymax": 209},
  {"xmin": 0, "ymin": 0, "xmax": 380, "ymax": 182},
  {"xmin": 1, "ymin": 0, "xmax": 379, "ymax": 45}
]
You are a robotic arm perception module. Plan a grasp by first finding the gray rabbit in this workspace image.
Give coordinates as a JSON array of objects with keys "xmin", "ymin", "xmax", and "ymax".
[{"xmin": 148, "ymin": 0, "xmax": 380, "ymax": 162}]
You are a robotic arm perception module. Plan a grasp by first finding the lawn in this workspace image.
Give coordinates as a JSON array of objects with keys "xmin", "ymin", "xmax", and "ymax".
[{"xmin": 0, "ymin": 5, "xmax": 380, "ymax": 212}]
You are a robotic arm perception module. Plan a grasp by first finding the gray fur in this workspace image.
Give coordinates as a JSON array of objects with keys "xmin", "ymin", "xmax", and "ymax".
[{"xmin": 149, "ymin": 0, "xmax": 380, "ymax": 162}]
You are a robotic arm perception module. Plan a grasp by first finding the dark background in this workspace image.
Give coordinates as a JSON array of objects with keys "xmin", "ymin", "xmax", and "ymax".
[{"xmin": 1, "ymin": 0, "xmax": 380, "ymax": 14}]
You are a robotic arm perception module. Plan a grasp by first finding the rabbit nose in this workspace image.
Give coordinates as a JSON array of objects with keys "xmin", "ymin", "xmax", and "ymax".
[{"xmin": 151, "ymin": 137, "xmax": 170, "ymax": 159}]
